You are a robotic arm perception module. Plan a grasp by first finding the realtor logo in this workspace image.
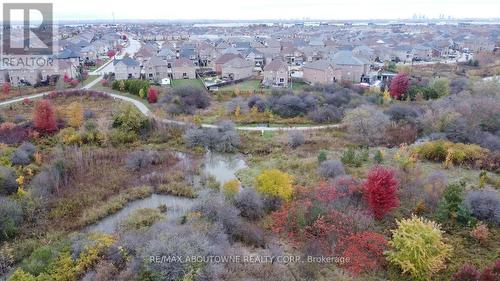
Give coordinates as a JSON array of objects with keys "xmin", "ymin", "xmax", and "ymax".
[{"xmin": 2, "ymin": 3, "xmax": 54, "ymax": 55}]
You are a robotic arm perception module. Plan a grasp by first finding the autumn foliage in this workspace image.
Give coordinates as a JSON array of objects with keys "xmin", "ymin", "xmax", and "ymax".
[
  {"xmin": 33, "ymin": 99, "xmax": 57, "ymax": 133},
  {"xmin": 147, "ymin": 87, "xmax": 158, "ymax": 103},
  {"xmin": 271, "ymin": 181, "xmax": 387, "ymax": 275},
  {"xmin": 364, "ymin": 165, "xmax": 399, "ymax": 220},
  {"xmin": 255, "ymin": 169, "xmax": 293, "ymax": 200},
  {"xmin": 390, "ymin": 73, "xmax": 410, "ymax": 99},
  {"xmin": 107, "ymin": 49, "xmax": 116, "ymax": 58},
  {"xmin": 339, "ymin": 231, "xmax": 387, "ymax": 275},
  {"xmin": 2, "ymin": 82, "xmax": 11, "ymax": 95},
  {"xmin": 66, "ymin": 102, "xmax": 84, "ymax": 128}
]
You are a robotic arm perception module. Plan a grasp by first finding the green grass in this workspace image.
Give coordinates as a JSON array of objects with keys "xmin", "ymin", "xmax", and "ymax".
[
  {"xmin": 171, "ymin": 79, "xmax": 205, "ymax": 89},
  {"xmin": 220, "ymin": 79, "xmax": 263, "ymax": 92},
  {"xmin": 82, "ymin": 75, "xmax": 100, "ymax": 86},
  {"xmin": 290, "ymin": 81, "xmax": 309, "ymax": 91}
]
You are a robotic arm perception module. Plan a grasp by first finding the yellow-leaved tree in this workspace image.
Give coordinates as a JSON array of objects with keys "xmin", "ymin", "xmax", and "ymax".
[
  {"xmin": 66, "ymin": 102, "xmax": 84, "ymax": 128},
  {"xmin": 255, "ymin": 169, "xmax": 293, "ymax": 201},
  {"xmin": 386, "ymin": 216, "xmax": 452, "ymax": 280},
  {"xmin": 223, "ymin": 179, "xmax": 240, "ymax": 197}
]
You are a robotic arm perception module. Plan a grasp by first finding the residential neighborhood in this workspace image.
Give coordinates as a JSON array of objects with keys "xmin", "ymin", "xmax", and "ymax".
[{"xmin": 0, "ymin": 4, "xmax": 499, "ymax": 280}]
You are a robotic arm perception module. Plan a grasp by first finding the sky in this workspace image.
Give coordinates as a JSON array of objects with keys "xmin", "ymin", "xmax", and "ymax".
[{"xmin": 2, "ymin": 0, "xmax": 500, "ymax": 21}]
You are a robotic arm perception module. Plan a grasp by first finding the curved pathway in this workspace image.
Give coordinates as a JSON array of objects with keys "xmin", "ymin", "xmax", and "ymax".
[{"xmin": 0, "ymin": 90, "xmax": 342, "ymax": 132}]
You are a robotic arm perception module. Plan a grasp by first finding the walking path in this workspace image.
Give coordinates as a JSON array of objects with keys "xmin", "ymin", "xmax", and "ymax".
[{"xmin": 0, "ymin": 87, "xmax": 341, "ymax": 132}]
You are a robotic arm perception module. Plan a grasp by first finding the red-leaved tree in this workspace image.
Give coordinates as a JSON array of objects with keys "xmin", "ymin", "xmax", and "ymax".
[
  {"xmin": 147, "ymin": 87, "xmax": 158, "ymax": 103},
  {"xmin": 339, "ymin": 231, "xmax": 387, "ymax": 275},
  {"xmin": 364, "ymin": 165, "xmax": 399, "ymax": 220},
  {"xmin": 107, "ymin": 49, "xmax": 116, "ymax": 59},
  {"xmin": 389, "ymin": 73, "xmax": 410, "ymax": 99},
  {"xmin": 2, "ymin": 83, "xmax": 11, "ymax": 95},
  {"xmin": 63, "ymin": 73, "xmax": 71, "ymax": 83},
  {"xmin": 33, "ymin": 100, "xmax": 57, "ymax": 133}
]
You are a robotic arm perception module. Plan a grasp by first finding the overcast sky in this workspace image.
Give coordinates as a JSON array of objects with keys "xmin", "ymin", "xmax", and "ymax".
[{"xmin": 3, "ymin": 0, "xmax": 499, "ymax": 21}]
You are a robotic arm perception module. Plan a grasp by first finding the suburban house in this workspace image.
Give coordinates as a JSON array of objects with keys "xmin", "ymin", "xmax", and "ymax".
[
  {"xmin": 114, "ymin": 57, "xmax": 141, "ymax": 80},
  {"xmin": 242, "ymin": 48, "xmax": 265, "ymax": 67},
  {"xmin": 330, "ymin": 50, "xmax": 369, "ymax": 83},
  {"xmin": 302, "ymin": 60, "xmax": 341, "ymax": 85},
  {"xmin": 221, "ymin": 57, "xmax": 254, "ymax": 81},
  {"xmin": 172, "ymin": 58, "xmax": 196, "ymax": 79},
  {"xmin": 262, "ymin": 59, "xmax": 289, "ymax": 87},
  {"xmin": 144, "ymin": 56, "xmax": 170, "ymax": 81},
  {"xmin": 3, "ymin": 59, "xmax": 77, "ymax": 86},
  {"xmin": 213, "ymin": 53, "xmax": 242, "ymax": 74}
]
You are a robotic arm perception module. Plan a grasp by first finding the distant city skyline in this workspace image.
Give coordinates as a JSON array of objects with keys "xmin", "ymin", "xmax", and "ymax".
[{"xmin": 1, "ymin": 0, "xmax": 499, "ymax": 22}]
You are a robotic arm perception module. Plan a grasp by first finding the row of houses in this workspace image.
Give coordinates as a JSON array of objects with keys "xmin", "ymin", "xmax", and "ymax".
[{"xmin": 114, "ymin": 36, "xmax": 373, "ymax": 88}]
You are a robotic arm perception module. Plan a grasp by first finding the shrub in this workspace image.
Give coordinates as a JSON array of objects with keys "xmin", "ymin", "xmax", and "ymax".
[
  {"xmin": 120, "ymin": 208, "xmax": 164, "ymax": 230},
  {"xmin": 423, "ymin": 172, "xmax": 448, "ymax": 212},
  {"xmin": 428, "ymin": 77, "xmax": 450, "ymax": 98},
  {"xmin": 341, "ymin": 147, "xmax": 365, "ymax": 167},
  {"xmin": 33, "ymin": 99, "xmax": 57, "ymax": 133},
  {"xmin": 452, "ymin": 263, "xmax": 480, "ymax": 281},
  {"xmin": 30, "ymin": 167, "xmax": 61, "ymax": 199},
  {"xmin": 436, "ymin": 181, "xmax": 466, "ymax": 223},
  {"xmin": 108, "ymin": 129, "xmax": 138, "ymax": 145},
  {"xmin": 464, "ymin": 189, "xmax": 500, "ymax": 226},
  {"xmin": 340, "ymin": 232, "xmax": 387, "ymax": 275},
  {"xmin": 386, "ymin": 216, "xmax": 452, "ymax": 280},
  {"xmin": 385, "ymin": 123, "xmax": 418, "ymax": 147},
  {"xmin": 343, "ymin": 105, "xmax": 390, "ymax": 146},
  {"xmin": 308, "ymin": 105, "xmax": 343, "ymax": 123},
  {"xmin": 83, "ymin": 110, "xmax": 94, "ymax": 120},
  {"xmin": 373, "ymin": 150, "xmax": 384, "ymax": 163},
  {"xmin": 0, "ymin": 123, "xmax": 30, "ymax": 145},
  {"xmin": 269, "ymin": 93, "xmax": 317, "ymax": 118},
  {"xmin": 470, "ymin": 223, "xmax": 489, "ymax": 244},
  {"xmin": 384, "ymin": 104, "xmax": 421, "ymax": 124},
  {"xmin": 184, "ymin": 120, "xmax": 240, "ymax": 153},
  {"xmin": 450, "ymin": 77, "xmax": 470, "ymax": 95},
  {"xmin": 413, "ymin": 141, "xmax": 486, "ymax": 167},
  {"xmin": 364, "ymin": 166, "xmax": 399, "ymax": 220},
  {"xmin": 222, "ymin": 179, "xmax": 240, "ymax": 197},
  {"xmin": 125, "ymin": 149, "xmax": 161, "ymax": 171},
  {"xmin": 0, "ymin": 197, "xmax": 23, "ymax": 242},
  {"xmin": 247, "ymin": 96, "xmax": 267, "ymax": 112},
  {"xmin": 318, "ymin": 160, "xmax": 345, "ymax": 179},
  {"xmin": 10, "ymin": 149, "xmax": 31, "ymax": 166},
  {"xmin": 20, "ymin": 245, "xmax": 57, "ymax": 276},
  {"xmin": 317, "ymin": 150, "xmax": 327, "ymax": 163},
  {"xmin": 147, "ymin": 87, "xmax": 158, "ymax": 104},
  {"xmin": 2, "ymin": 83, "xmax": 11, "ymax": 95},
  {"xmin": 0, "ymin": 166, "xmax": 18, "ymax": 195},
  {"xmin": 288, "ymin": 131, "xmax": 305, "ymax": 148},
  {"xmin": 66, "ymin": 102, "xmax": 84, "ymax": 128},
  {"xmin": 112, "ymin": 104, "xmax": 149, "ymax": 134},
  {"xmin": 157, "ymin": 183, "xmax": 197, "ymax": 198},
  {"xmin": 255, "ymin": 169, "xmax": 293, "ymax": 201},
  {"xmin": 389, "ymin": 73, "xmax": 410, "ymax": 99},
  {"xmin": 160, "ymin": 86, "xmax": 210, "ymax": 115},
  {"xmin": 234, "ymin": 188, "xmax": 264, "ymax": 220},
  {"xmin": 479, "ymin": 260, "xmax": 500, "ymax": 281},
  {"xmin": 19, "ymin": 142, "xmax": 36, "ymax": 156}
]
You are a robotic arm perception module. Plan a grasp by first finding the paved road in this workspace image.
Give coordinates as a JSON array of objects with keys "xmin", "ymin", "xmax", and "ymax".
[{"xmin": 0, "ymin": 90, "xmax": 341, "ymax": 132}]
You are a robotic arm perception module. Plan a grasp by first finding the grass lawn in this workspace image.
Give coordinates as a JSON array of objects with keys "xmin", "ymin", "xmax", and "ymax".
[
  {"xmin": 82, "ymin": 75, "xmax": 100, "ymax": 86},
  {"xmin": 290, "ymin": 81, "xmax": 309, "ymax": 91},
  {"xmin": 171, "ymin": 79, "xmax": 205, "ymax": 89},
  {"xmin": 220, "ymin": 79, "xmax": 263, "ymax": 92}
]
